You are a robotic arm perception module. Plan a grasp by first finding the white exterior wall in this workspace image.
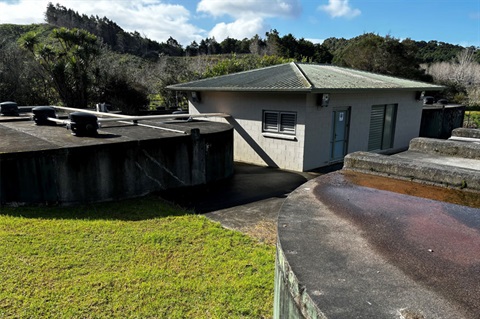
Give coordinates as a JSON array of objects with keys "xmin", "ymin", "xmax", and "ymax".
[
  {"xmin": 190, "ymin": 90, "xmax": 423, "ymax": 172},
  {"xmin": 303, "ymin": 91, "xmax": 423, "ymax": 171},
  {"xmin": 189, "ymin": 91, "xmax": 307, "ymax": 171}
]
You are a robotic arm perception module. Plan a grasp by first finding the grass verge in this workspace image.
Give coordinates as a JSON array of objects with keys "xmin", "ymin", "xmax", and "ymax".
[
  {"xmin": 464, "ymin": 110, "xmax": 480, "ymax": 128},
  {"xmin": 0, "ymin": 196, "xmax": 275, "ymax": 318}
]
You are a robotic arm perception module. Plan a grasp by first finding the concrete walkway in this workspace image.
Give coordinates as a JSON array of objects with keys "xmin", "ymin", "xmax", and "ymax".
[{"xmin": 161, "ymin": 162, "xmax": 341, "ymax": 244}]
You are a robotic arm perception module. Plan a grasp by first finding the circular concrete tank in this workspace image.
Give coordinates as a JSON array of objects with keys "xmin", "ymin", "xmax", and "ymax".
[
  {"xmin": 274, "ymin": 171, "xmax": 480, "ymax": 319},
  {"xmin": 0, "ymin": 118, "xmax": 233, "ymax": 205}
]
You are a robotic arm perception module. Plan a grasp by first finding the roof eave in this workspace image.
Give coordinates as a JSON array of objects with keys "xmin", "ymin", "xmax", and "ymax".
[
  {"xmin": 168, "ymin": 86, "xmax": 445, "ymax": 93},
  {"xmin": 310, "ymin": 86, "xmax": 446, "ymax": 93},
  {"xmin": 166, "ymin": 86, "xmax": 312, "ymax": 93}
]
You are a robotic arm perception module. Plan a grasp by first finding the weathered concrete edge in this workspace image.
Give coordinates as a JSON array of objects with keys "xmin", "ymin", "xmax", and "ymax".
[
  {"xmin": 0, "ymin": 127, "xmax": 234, "ymax": 205},
  {"xmin": 408, "ymin": 137, "xmax": 480, "ymax": 159},
  {"xmin": 275, "ymin": 174, "xmax": 474, "ymax": 319},
  {"xmin": 452, "ymin": 128, "xmax": 480, "ymax": 139},
  {"xmin": 274, "ymin": 240, "xmax": 327, "ymax": 319},
  {"xmin": 343, "ymin": 151, "xmax": 480, "ymax": 191}
]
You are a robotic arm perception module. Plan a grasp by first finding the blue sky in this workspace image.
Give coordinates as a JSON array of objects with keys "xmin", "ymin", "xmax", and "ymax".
[{"xmin": 1, "ymin": 0, "xmax": 479, "ymax": 47}]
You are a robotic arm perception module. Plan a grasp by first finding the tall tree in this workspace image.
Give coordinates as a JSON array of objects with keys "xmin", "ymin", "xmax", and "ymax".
[
  {"xmin": 249, "ymin": 34, "xmax": 266, "ymax": 55},
  {"xmin": 220, "ymin": 37, "xmax": 240, "ymax": 54},
  {"xmin": 265, "ymin": 29, "xmax": 280, "ymax": 55},
  {"xmin": 19, "ymin": 27, "xmax": 100, "ymax": 108},
  {"xmin": 0, "ymin": 37, "xmax": 55, "ymax": 105},
  {"xmin": 186, "ymin": 41, "xmax": 199, "ymax": 56},
  {"xmin": 333, "ymin": 33, "xmax": 431, "ymax": 81}
]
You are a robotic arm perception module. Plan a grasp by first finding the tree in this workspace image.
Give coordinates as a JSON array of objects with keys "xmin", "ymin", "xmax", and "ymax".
[
  {"xmin": 249, "ymin": 34, "xmax": 266, "ymax": 55},
  {"xmin": 474, "ymin": 48, "xmax": 480, "ymax": 64},
  {"xmin": 163, "ymin": 37, "xmax": 183, "ymax": 56},
  {"xmin": 45, "ymin": 3, "xmax": 183, "ymax": 60},
  {"xmin": 0, "ymin": 37, "xmax": 55, "ymax": 105},
  {"xmin": 333, "ymin": 33, "xmax": 431, "ymax": 81},
  {"xmin": 414, "ymin": 40, "xmax": 465, "ymax": 63},
  {"xmin": 152, "ymin": 56, "xmax": 197, "ymax": 109},
  {"xmin": 91, "ymin": 49, "xmax": 151, "ymax": 114},
  {"xmin": 278, "ymin": 33, "xmax": 298, "ymax": 59},
  {"xmin": 203, "ymin": 54, "xmax": 292, "ymax": 78},
  {"xmin": 322, "ymin": 37, "xmax": 348, "ymax": 55},
  {"xmin": 186, "ymin": 41, "xmax": 199, "ymax": 56},
  {"xmin": 198, "ymin": 37, "xmax": 221, "ymax": 55},
  {"xmin": 424, "ymin": 48, "xmax": 480, "ymax": 104},
  {"xmin": 19, "ymin": 27, "xmax": 100, "ymax": 108},
  {"xmin": 312, "ymin": 43, "xmax": 333, "ymax": 64},
  {"xmin": 265, "ymin": 29, "xmax": 280, "ymax": 55}
]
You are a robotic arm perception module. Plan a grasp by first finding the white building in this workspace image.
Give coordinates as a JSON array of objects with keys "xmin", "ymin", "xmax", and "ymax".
[{"xmin": 168, "ymin": 62, "xmax": 444, "ymax": 172}]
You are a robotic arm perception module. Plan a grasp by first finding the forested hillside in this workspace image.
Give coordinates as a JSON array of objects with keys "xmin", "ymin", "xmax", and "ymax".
[{"xmin": 1, "ymin": 3, "xmax": 479, "ymax": 113}]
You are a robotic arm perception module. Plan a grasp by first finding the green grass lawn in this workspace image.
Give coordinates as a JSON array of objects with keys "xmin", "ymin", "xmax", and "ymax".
[{"xmin": 0, "ymin": 196, "xmax": 275, "ymax": 318}]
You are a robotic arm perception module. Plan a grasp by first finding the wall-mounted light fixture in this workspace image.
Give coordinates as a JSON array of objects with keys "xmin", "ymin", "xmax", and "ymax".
[
  {"xmin": 316, "ymin": 93, "xmax": 330, "ymax": 107},
  {"xmin": 322, "ymin": 93, "xmax": 330, "ymax": 107}
]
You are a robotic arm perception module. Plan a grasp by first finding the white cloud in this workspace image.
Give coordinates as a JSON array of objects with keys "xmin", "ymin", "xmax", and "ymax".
[
  {"xmin": 319, "ymin": 0, "xmax": 361, "ymax": 19},
  {"xmin": 197, "ymin": 0, "xmax": 301, "ymax": 19},
  {"xmin": 0, "ymin": 0, "xmax": 205, "ymax": 45},
  {"xmin": 197, "ymin": 0, "xmax": 301, "ymax": 42},
  {"xmin": 305, "ymin": 38, "xmax": 325, "ymax": 44},
  {"xmin": 209, "ymin": 17, "xmax": 265, "ymax": 41},
  {"xmin": 84, "ymin": 1, "xmax": 205, "ymax": 45},
  {"xmin": 0, "ymin": 0, "xmax": 47, "ymax": 24}
]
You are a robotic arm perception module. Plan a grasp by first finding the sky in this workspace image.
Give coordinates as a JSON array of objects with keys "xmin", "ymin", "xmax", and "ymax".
[{"xmin": 0, "ymin": 0, "xmax": 479, "ymax": 48}]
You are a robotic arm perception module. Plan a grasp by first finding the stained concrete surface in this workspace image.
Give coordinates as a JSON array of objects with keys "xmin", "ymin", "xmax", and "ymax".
[
  {"xmin": 276, "ymin": 137, "xmax": 480, "ymax": 318},
  {"xmin": 277, "ymin": 171, "xmax": 480, "ymax": 319}
]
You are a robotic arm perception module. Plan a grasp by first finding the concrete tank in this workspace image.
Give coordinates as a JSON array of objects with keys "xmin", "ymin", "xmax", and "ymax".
[{"xmin": 0, "ymin": 118, "xmax": 233, "ymax": 205}]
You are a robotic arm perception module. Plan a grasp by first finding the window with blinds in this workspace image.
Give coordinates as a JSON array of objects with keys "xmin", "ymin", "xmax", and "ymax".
[
  {"xmin": 263, "ymin": 111, "xmax": 296, "ymax": 135},
  {"xmin": 368, "ymin": 104, "xmax": 397, "ymax": 151}
]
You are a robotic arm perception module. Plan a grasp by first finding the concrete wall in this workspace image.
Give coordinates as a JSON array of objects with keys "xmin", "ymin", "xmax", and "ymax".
[
  {"xmin": 190, "ymin": 91, "xmax": 307, "ymax": 171},
  {"xmin": 0, "ymin": 127, "xmax": 233, "ymax": 205},
  {"xmin": 303, "ymin": 91, "xmax": 422, "ymax": 170},
  {"xmin": 420, "ymin": 105, "xmax": 465, "ymax": 139},
  {"xmin": 190, "ymin": 90, "xmax": 422, "ymax": 172},
  {"xmin": 274, "ymin": 242, "xmax": 323, "ymax": 319}
]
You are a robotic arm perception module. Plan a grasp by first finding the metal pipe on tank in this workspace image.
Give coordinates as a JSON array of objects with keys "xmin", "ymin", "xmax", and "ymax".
[
  {"xmin": 95, "ymin": 113, "xmax": 229, "ymax": 122},
  {"xmin": 49, "ymin": 106, "xmax": 230, "ymax": 135},
  {"xmin": 51, "ymin": 106, "xmax": 230, "ymax": 121},
  {"xmin": 116, "ymin": 121, "xmax": 187, "ymax": 134}
]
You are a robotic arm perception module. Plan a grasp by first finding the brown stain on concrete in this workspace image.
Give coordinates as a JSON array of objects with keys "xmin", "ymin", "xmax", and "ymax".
[
  {"xmin": 313, "ymin": 172, "xmax": 480, "ymax": 319},
  {"xmin": 343, "ymin": 170, "xmax": 480, "ymax": 208}
]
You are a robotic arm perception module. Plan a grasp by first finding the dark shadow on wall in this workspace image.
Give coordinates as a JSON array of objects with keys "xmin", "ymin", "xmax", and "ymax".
[{"xmin": 225, "ymin": 116, "xmax": 278, "ymax": 168}]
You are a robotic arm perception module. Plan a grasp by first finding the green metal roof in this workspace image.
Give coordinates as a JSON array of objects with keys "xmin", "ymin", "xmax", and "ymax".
[{"xmin": 167, "ymin": 62, "xmax": 444, "ymax": 93}]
